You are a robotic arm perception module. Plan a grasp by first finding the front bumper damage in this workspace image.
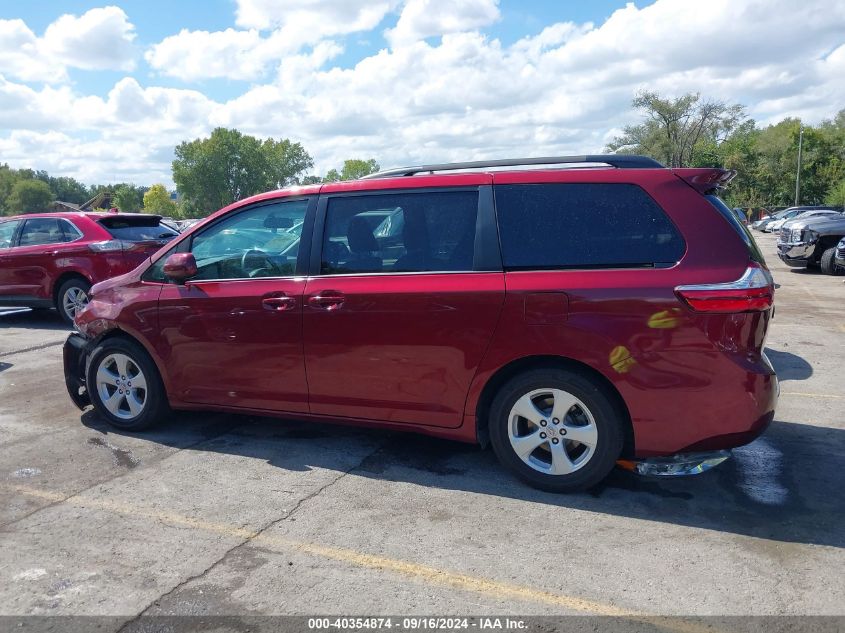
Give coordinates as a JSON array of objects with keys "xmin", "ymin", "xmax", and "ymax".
[{"xmin": 63, "ymin": 333, "xmax": 91, "ymax": 410}]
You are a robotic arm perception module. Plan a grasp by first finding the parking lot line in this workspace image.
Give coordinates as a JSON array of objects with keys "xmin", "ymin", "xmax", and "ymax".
[
  {"xmin": 3, "ymin": 482, "xmax": 717, "ymax": 632},
  {"xmin": 780, "ymin": 392, "xmax": 844, "ymax": 399}
]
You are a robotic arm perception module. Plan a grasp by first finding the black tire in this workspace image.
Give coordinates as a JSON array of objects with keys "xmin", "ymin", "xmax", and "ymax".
[
  {"xmin": 819, "ymin": 247, "xmax": 843, "ymax": 276},
  {"xmin": 56, "ymin": 277, "xmax": 91, "ymax": 325},
  {"xmin": 86, "ymin": 337, "xmax": 169, "ymax": 431},
  {"xmin": 488, "ymin": 368, "xmax": 624, "ymax": 493}
]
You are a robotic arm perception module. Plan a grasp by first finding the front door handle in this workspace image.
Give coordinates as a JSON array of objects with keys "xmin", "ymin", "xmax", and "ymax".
[
  {"xmin": 262, "ymin": 294, "xmax": 296, "ymax": 312},
  {"xmin": 308, "ymin": 291, "xmax": 345, "ymax": 311}
]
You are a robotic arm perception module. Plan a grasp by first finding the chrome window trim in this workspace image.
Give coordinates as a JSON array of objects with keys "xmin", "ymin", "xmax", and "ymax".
[{"xmin": 183, "ymin": 270, "xmax": 489, "ymax": 283}]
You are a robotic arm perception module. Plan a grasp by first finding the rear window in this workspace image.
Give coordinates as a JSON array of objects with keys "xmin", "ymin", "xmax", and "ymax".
[
  {"xmin": 494, "ymin": 183, "xmax": 685, "ymax": 270},
  {"xmin": 97, "ymin": 216, "xmax": 178, "ymax": 242},
  {"xmin": 706, "ymin": 195, "xmax": 766, "ymax": 265}
]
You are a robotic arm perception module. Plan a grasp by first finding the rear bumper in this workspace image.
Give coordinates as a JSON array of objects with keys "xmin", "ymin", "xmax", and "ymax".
[
  {"xmin": 63, "ymin": 333, "xmax": 91, "ymax": 410},
  {"xmin": 621, "ymin": 349, "xmax": 779, "ymax": 457}
]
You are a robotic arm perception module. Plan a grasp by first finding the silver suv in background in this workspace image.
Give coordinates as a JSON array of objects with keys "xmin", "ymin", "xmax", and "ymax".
[{"xmin": 777, "ymin": 211, "xmax": 845, "ymax": 275}]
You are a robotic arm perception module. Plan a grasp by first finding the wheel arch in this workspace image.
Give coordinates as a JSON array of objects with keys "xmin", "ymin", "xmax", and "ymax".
[
  {"xmin": 52, "ymin": 270, "xmax": 93, "ymax": 305},
  {"xmin": 474, "ymin": 355, "xmax": 635, "ymax": 457},
  {"xmin": 812, "ymin": 235, "xmax": 844, "ymax": 263},
  {"xmin": 86, "ymin": 327, "xmax": 173, "ymax": 405}
]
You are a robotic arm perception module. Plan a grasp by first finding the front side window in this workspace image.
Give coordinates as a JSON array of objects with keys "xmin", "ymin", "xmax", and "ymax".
[
  {"xmin": 18, "ymin": 218, "xmax": 68, "ymax": 247},
  {"xmin": 189, "ymin": 199, "xmax": 309, "ymax": 280},
  {"xmin": 321, "ymin": 190, "xmax": 478, "ymax": 274},
  {"xmin": 494, "ymin": 183, "xmax": 685, "ymax": 270},
  {"xmin": 0, "ymin": 219, "xmax": 22, "ymax": 249}
]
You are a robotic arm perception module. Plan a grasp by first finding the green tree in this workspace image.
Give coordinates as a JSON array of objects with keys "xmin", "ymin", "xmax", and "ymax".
[
  {"xmin": 322, "ymin": 159, "xmax": 380, "ymax": 182},
  {"xmin": 41, "ymin": 175, "xmax": 89, "ymax": 205},
  {"xmin": 340, "ymin": 158, "xmax": 380, "ymax": 180},
  {"xmin": 113, "ymin": 184, "xmax": 143, "ymax": 212},
  {"xmin": 143, "ymin": 184, "xmax": 177, "ymax": 215},
  {"xmin": 0, "ymin": 164, "xmax": 20, "ymax": 215},
  {"xmin": 607, "ymin": 91, "xmax": 745, "ymax": 167},
  {"xmin": 323, "ymin": 168, "xmax": 342, "ymax": 182},
  {"xmin": 172, "ymin": 127, "xmax": 313, "ymax": 216},
  {"xmin": 825, "ymin": 180, "xmax": 845, "ymax": 207},
  {"xmin": 7, "ymin": 179, "xmax": 54, "ymax": 213}
]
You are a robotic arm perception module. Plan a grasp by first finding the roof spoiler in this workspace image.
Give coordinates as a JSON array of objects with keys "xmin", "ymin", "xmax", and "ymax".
[{"xmin": 673, "ymin": 168, "xmax": 737, "ymax": 194}]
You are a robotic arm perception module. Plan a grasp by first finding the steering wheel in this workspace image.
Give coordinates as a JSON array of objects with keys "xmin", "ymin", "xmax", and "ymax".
[{"xmin": 240, "ymin": 248, "xmax": 276, "ymax": 278}]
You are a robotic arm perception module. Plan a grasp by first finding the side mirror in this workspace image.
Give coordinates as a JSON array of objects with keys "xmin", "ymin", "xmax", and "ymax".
[{"xmin": 163, "ymin": 252, "xmax": 198, "ymax": 283}]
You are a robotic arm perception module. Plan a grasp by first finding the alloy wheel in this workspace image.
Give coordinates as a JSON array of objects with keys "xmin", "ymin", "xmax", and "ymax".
[
  {"xmin": 95, "ymin": 353, "xmax": 148, "ymax": 420},
  {"xmin": 62, "ymin": 286, "xmax": 89, "ymax": 320},
  {"xmin": 507, "ymin": 388, "xmax": 599, "ymax": 475}
]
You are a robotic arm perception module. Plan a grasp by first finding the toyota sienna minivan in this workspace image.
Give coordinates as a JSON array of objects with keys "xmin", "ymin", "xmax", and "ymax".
[{"xmin": 63, "ymin": 155, "xmax": 778, "ymax": 492}]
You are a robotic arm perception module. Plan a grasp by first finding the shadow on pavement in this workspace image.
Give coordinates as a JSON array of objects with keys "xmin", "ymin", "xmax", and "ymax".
[
  {"xmin": 765, "ymin": 347, "xmax": 813, "ymax": 381},
  {"xmin": 81, "ymin": 403, "xmax": 844, "ymax": 550},
  {"xmin": 0, "ymin": 308, "xmax": 70, "ymax": 332}
]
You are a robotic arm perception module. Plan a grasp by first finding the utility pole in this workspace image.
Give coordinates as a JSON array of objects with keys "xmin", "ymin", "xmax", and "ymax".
[{"xmin": 794, "ymin": 124, "xmax": 804, "ymax": 206}]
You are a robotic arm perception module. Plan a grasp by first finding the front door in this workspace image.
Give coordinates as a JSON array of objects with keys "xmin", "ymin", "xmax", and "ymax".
[
  {"xmin": 303, "ymin": 188, "xmax": 505, "ymax": 428},
  {"xmin": 154, "ymin": 198, "xmax": 312, "ymax": 412}
]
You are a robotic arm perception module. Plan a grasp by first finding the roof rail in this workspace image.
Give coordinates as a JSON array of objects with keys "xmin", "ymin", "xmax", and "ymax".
[{"xmin": 361, "ymin": 154, "xmax": 664, "ymax": 179}]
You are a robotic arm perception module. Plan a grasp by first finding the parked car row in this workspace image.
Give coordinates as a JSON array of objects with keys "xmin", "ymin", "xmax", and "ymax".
[
  {"xmin": 751, "ymin": 206, "xmax": 845, "ymax": 275},
  {"xmin": 751, "ymin": 206, "xmax": 840, "ymax": 232}
]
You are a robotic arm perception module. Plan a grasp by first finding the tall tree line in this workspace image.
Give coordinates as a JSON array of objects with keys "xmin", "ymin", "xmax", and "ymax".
[{"xmin": 607, "ymin": 92, "xmax": 845, "ymax": 209}]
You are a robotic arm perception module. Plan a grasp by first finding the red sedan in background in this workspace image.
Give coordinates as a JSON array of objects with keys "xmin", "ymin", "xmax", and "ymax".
[{"xmin": 0, "ymin": 212, "xmax": 178, "ymax": 324}]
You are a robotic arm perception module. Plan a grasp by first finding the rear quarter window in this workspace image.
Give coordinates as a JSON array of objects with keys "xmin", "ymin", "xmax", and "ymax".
[{"xmin": 494, "ymin": 183, "xmax": 685, "ymax": 269}]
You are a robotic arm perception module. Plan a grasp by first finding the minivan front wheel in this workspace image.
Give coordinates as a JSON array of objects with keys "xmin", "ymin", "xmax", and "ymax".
[
  {"xmin": 489, "ymin": 369, "xmax": 624, "ymax": 492},
  {"xmin": 86, "ymin": 338, "xmax": 169, "ymax": 431}
]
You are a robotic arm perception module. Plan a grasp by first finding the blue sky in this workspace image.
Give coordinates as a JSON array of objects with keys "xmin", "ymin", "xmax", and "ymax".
[
  {"xmin": 0, "ymin": 0, "xmax": 842, "ymax": 186},
  {"xmin": 4, "ymin": 1, "xmax": 653, "ymax": 101}
]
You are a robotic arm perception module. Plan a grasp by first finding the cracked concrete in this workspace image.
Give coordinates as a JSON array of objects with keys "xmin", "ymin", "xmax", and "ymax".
[{"xmin": 119, "ymin": 441, "xmax": 386, "ymax": 630}]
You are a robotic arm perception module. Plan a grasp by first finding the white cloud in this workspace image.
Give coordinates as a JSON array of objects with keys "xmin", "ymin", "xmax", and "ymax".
[
  {"xmin": 0, "ymin": 7, "xmax": 136, "ymax": 83},
  {"xmin": 0, "ymin": 20, "xmax": 58, "ymax": 82},
  {"xmin": 385, "ymin": 0, "xmax": 501, "ymax": 46},
  {"xmin": 235, "ymin": 0, "xmax": 396, "ymax": 35},
  {"xmin": 147, "ymin": 0, "xmax": 394, "ymax": 81},
  {"xmin": 42, "ymin": 6, "xmax": 136, "ymax": 71},
  {"xmin": 1, "ymin": 0, "xmax": 844, "ymax": 188},
  {"xmin": 146, "ymin": 28, "xmax": 279, "ymax": 81}
]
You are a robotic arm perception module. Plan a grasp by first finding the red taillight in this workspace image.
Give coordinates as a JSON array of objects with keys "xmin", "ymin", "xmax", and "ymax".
[{"xmin": 676, "ymin": 264, "xmax": 774, "ymax": 313}]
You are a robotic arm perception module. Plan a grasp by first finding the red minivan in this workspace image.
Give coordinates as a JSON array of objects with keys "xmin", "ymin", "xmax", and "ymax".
[
  {"xmin": 63, "ymin": 156, "xmax": 778, "ymax": 491},
  {"xmin": 0, "ymin": 212, "xmax": 178, "ymax": 324}
]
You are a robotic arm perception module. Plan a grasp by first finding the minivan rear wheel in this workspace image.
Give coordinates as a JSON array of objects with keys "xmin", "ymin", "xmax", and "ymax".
[
  {"xmin": 489, "ymin": 369, "xmax": 624, "ymax": 492},
  {"xmin": 86, "ymin": 338, "xmax": 169, "ymax": 431}
]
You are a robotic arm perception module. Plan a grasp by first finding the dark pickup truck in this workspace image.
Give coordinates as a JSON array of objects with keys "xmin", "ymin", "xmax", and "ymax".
[{"xmin": 777, "ymin": 213, "xmax": 845, "ymax": 275}]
